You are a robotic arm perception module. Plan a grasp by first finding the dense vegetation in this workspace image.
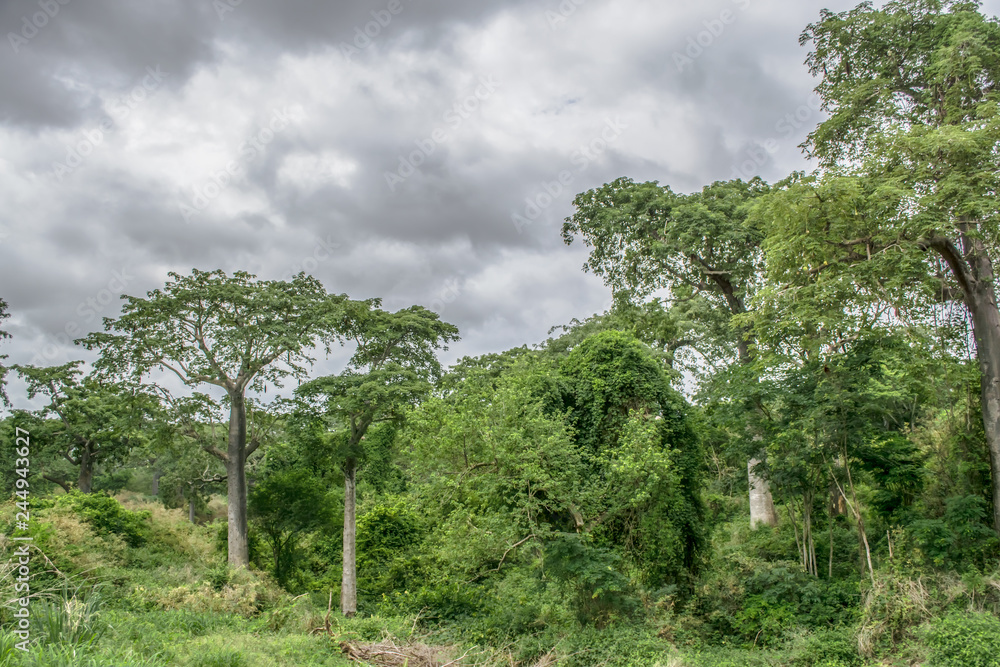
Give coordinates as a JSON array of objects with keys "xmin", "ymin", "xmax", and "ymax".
[{"xmin": 3, "ymin": 1, "xmax": 1000, "ymax": 665}]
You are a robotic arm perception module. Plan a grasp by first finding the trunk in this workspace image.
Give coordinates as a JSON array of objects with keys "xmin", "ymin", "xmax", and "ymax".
[
  {"xmin": 788, "ymin": 503, "xmax": 803, "ymax": 567},
  {"xmin": 341, "ymin": 456, "xmax": 358, "ymax": 617},
  {"xmin": 828, "ymin": 511, "xmax": 835, "ymax": 579},
  {"xmin": 77, "ymin": 447, "xmax": 94, "ymax": 494},
  {"xmin": 933, "ymin": 231, "xmax": 1000, "ymax": 534},
  {"xmin": 226, "ymin": 392, "xmax": 250, "ymax": 568},
  {"xmin": 189, "ymin": 496, "xmax": 197, "ymax": 524},
  {"xmin": 748, "ymin": 458, "xmax": 778, "ymax": 528},
  {"xmin": 151, "ymin": 469, "xmax": 162, "ymax": 497},
  {"xmin": 967, "ymin": 270, "xmax": 1000, "ymax": 535}
]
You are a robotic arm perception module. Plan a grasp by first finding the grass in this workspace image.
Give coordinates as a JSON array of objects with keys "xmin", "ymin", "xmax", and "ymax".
[{"xmin": 3, "ymin": 494, "xmax": 998, "ymax": 666}]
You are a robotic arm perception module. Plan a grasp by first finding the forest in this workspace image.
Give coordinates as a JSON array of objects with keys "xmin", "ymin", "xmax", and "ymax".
[{"xmin": 2, "ymin": 1, "xmax": 1000, "ymax": 665}]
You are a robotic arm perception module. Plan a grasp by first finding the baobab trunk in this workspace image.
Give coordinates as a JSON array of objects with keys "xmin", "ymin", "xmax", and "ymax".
[
  {"xmin": 226, "ymin": 393, "xmax": 250, "ymax": 567},
  {"xmin": 341, "ymin": 457, "xmax": 358, "ymax": 617},
  {"xmin": 965, "ymin": 259, "xmax": 1000, "ymax": 535},
  {"xmin": 738, "ymin": 337, "xmax": 778, "ymax": 530},
  {"xmin": 934, "ymin": 231, "xmax": 1000, "ymax": 536},
  {"xmin": 77, "ymin": 447, "xmax": 94, "ymax": 494},
  {"xmin": 748, "ymin": 458, "xmax": 778, "ymax": 528}
]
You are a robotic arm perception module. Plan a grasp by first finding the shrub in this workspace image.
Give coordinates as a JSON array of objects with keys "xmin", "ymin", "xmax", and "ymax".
[
  {"xmin": 55, "ymin": 491, "xmax": 150, "ymax": 548},
  {"xmin": 924, "ymin": 611, "xmax": 1000, "ymax": 667},
  {"xmin": 909, "ymin": 496, "xmax": 1000, "ymax": 570},
  {"xmin": 791, "ymin": 627, "xmax": 862, "ymax": 667}
]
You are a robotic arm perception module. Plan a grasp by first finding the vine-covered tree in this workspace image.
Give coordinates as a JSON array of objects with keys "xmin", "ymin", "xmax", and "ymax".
[{"xmin": 562, "ymin": 177, "xmax": 780, "ymax": 528}]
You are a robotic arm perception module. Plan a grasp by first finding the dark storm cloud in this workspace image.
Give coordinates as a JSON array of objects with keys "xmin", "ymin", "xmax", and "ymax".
[{"xmin": 3, "ymin": 0, "xmax": 998, "ymax": 405}]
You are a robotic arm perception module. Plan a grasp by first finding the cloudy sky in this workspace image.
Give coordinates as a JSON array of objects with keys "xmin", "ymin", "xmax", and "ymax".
[{"xmin": 3, "ymin": 0, "xmax": 997, "ymax": 403}]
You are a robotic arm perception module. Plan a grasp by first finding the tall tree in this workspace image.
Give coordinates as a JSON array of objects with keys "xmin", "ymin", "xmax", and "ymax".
[
  {"xmin": 562, "ymin": 177, "xmax": 780, "ymax": 527},
  {"xmin": 77, "ymin": 269, "xmax": 367, "ymax": 566},
  {"xmin": 295, "ymin": 305, "xmax": 459, "ymax": 616},
  {"xmin": 11, "ymin": 362, "xmax": 148, "ymax": 493},
  {"xmin": 759, "ymin": 0, "xmax": 1000, "ymax": 532}
]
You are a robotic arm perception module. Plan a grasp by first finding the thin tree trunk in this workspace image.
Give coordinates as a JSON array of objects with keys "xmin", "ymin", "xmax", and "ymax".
[
  {"xmin": 77, "ymin": 447, "xmax": 93, "ymax": 494},
  {"xmin": 189, "ymin": 496, "xmax": 196, "ymax": 524},
  {"xmin": 788, "ymin": 503, "xmax": 803, "ymax": 568},
  {"xmin": 828, "ymin": 511, "xmax": 834, "ymax": 579},
  {"xmin": 342, "ymin": 457, "xmax": 358, "ymax": 617},
  {"xmin": 226, "ymin": 392, "xmax": 249, "ymax": 568}
]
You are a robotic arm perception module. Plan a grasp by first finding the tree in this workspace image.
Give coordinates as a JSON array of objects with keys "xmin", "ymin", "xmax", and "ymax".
[
  {"xmin": 295, "ymin": 305, "xmax": 459, "ymax": 616},
  {"xmin": 562, "ymin": 177, "xmax": 780, "ymax": 528},
  {"xmin": 758, "ymin": 0, "xmax": 1000, "ymax": 532},
  {"xmin": 11, "ymin": 362, "xmax": 149, "ymax": 493},
  {"xmin": 248, "ymin": 468, "xmax": 337, "ymax": 587},
  {"xmin": 558, "ymin": 330, "xmax": 705, "ymax": 584},
  {"xmin": 77, "ymin": 269, "xmax": 368, "ymax": 566}
]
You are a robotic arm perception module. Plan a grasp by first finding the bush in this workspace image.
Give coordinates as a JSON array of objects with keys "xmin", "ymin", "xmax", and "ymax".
[
  {"xmin": 924, "ymin": 611, "xmax": 1000, "ymax": 667},
  {"xmin": 791, "ymin": 627, "xmax": 862, "ymax": 667},
  {"xmin": 55, "ymin": 491, "xmax": 150, "ymax": 548},
  {"xmin": 909, "ymin": 496, "xmax": 1000, "ymax": 570}
]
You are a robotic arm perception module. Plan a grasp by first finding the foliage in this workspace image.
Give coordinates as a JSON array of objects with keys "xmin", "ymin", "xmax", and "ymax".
[
  {"xmin": 247, "ymin": 468, "xmax": 337, "ymax": 587},
  {"xmin": 55, "ymin": 491, "xmax": 151, "ymax": 547},
  {"xmin": 923, "ymin": 611, "xmax": 1000, "ymax": 667}
]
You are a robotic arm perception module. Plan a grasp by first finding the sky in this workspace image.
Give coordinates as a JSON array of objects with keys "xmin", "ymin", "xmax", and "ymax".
[{"xmin": 3, "ymin": 0, "xmax": 998, "ymax": 405}]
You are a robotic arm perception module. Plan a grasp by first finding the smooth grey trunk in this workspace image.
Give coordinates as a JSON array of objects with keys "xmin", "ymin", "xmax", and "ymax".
[
  {"xmin": 341, "ymin": 457, "xmax": 358, "ymax": 617},
  {"xmin": 77, "ymin": 447, "xmax": 94, "ymax": 494},
  {"xmin": 151, "ymin": 469, "xmax": 162, "ymax": 497},
  {"xmin": 189, "ymin": 496, "xmax": 196, "ymax": 524},
  {"xmin": 226, "ymin": 393, "xmax": 249, "ymax": 567},
  {"xmin": 966, "ymin": 262, "xmax": 1000, "ymax": 534},
  {"xmin": 748, "ymin": 458, "xmax": 778, "ymax": 529},
  {"xmin": 738, "ymin": 335, "xmax": 778, "ymax": 530}
]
